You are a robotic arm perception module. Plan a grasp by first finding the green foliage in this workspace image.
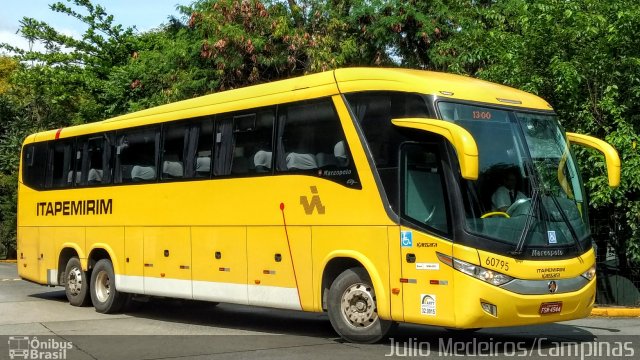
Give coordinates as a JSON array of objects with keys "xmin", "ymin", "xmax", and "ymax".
[
  {"xmin": 0, "ymin": 173, "xmax": 17, "ymax": 259},
  {"xmin": 0, "ymin": 94, "xmax": 22, "ymax": 258},
  {"xmin": 0, "ymin": 0, "xmax": 143, "ymax": 258},
  {"xmin": 346, "ymin": 0, "xmax": 472, "ymax": 68},
  {"xmin": 102, "ymin": 0, "xmax": 369, "ymax": 113},
  {"xmin": 426, "ymin": 0, "xmax": 640, "ymax": 265},
  {"xmin": 0, "ymin": 57, "xmax": 19, "ymax": 94}
]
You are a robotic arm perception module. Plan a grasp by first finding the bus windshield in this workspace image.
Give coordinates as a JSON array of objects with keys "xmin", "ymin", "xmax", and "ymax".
[{"xmin": 438, "ymin": 102, "xmax": 590, "ymax": 254}]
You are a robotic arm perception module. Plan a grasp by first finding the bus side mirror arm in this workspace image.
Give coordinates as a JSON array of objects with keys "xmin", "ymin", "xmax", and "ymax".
[
  {"xmin": 566, "ymin": 132, "xmax": 621, "ymax": 188},
  {"xmin": 392, "ymin": 118, "xmax": 479, "ymax": 180}
]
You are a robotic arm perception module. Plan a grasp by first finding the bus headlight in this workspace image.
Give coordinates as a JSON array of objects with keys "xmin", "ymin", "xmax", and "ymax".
[
  {"xmin": 581, "ymin": 265, "xmax": 596, "ymax": 281},
  {"xmin": 451, "ymin": 258, "xmax": 513, "ymax": 286}
]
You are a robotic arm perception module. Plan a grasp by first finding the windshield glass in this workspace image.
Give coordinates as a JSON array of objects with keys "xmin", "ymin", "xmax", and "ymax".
[{"xmin": 438, "ymin": 102, "xmax": 590, "ymax": 253}]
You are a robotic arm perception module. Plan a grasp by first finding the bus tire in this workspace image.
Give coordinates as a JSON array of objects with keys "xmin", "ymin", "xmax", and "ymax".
[
  {"xmin": 327, "ymin": 267, "xmax": 393, "ymax": 343},
  {"xmin": 90, "ymin": 259, "xmax": 127, "ymax": 314},
  {"xmin": 64, "ymin": 257, "xmax": 91, "ymax": 307}
]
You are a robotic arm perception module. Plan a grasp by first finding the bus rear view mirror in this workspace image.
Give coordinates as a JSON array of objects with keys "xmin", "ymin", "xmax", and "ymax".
[
  {"xmin": 392, "ymin": 118, "xmax": 479, "ymax": 180},
  {"xmin": 566, "ymin": 132, "xmax": 621, "ymax": 188}
]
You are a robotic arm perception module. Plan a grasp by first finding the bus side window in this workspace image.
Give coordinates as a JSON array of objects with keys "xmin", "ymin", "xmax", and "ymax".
[
  {"xmin": 102, "ymin": 133, "xmax": 116, "ymax": 184},
  {"xmin": 401, "ymin": 143, "xmax": 450, "ymax": 235},
  {"xmin": 47, "ymin": 140, "xmax": 74, "ymax": 189},
  {"xmin": 115, "ymin": 126, "xmax": 159, "ymax": 184},
  {"xmin": 76, "ymin": 136, "xmax": 108, "ymax": 186},
  {"xmin": 276, "ymin": 99, "xmax": 360, "ymax": 188},
  {"xmin": 192, "ymin": 118, "xmax": 213, "ymax": 178},
  {"xmin": 73, "ymin": 140, "xmax": 85, "ymax": 186},
  {"xmin": 22, "ymin": 142, "xmax": 48, "ymax": 190},
  {"xmin": 214, "ymin": 107, "xmax": 275, "ymax": 177},
  {"xmin": 161, "ymin": 123, "xmax": 189, "ymax": 180},
  {"xmin": 345, "ymin": 92, "xmax": 430, "ymax": 210}
]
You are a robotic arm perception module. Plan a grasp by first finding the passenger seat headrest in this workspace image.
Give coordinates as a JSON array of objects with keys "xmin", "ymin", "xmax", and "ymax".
[
  {"xmin": 253, "ymin": 150, "xmax": 272, "ymax": 169},
  {"xmin": 334, "ymin": 141, "xmax": 349, "ymax": 167}
]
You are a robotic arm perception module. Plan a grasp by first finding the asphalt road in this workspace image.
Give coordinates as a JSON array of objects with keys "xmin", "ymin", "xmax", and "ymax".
[{"xmin": 0, "ymin": 262, "xmax": 639, "ymax": 360}]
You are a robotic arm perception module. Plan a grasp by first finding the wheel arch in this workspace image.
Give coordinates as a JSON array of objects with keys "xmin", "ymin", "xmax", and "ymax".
[
  {"xmin": 320, "ymin": 251, "xmax": 390, "ymax": 319},
  {"xmin": 87, "ymin": 245, "xmax": 119, "ymax": 275},
  {"xmin": 57, "ymin": 244, "xmax": 85, "ymax": 285}
]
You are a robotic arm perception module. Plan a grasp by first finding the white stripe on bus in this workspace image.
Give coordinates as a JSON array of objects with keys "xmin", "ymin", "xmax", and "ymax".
[{"xmin": 115, "ymin": 275, "xmax": 301, "ymax": 310}]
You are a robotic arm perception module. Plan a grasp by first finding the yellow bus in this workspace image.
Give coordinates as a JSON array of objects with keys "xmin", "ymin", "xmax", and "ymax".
[{"xmin": 17, "ymin": 68, "xmax": 620, "ymax": 343}]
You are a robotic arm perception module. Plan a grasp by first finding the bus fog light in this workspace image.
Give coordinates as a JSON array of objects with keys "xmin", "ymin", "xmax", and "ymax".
[{"xmin": 481, "ymin": 301, "xmax": 497, "ymax": 317}]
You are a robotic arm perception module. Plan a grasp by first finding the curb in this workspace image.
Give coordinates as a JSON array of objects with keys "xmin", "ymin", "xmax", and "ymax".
[
  {"xmin": 591, "ymin": 307, "xmax": 640, "ymax": 317},
  {"xmin": 0, "ymin": 260, "xmax": 17, "ymax": 263}
]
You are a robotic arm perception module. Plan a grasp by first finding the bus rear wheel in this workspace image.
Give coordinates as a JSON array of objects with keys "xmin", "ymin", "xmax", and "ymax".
[
  {"xmin": 90, "ymin": 259, "xmax": 127, "ymax": 314},
  {"xmin": 64, "ymin": 257, "xmax": 91, "ymax": 307},
  {"xmin": 327, "ymin": 267, "xmax": 394, "ymax": 343}
]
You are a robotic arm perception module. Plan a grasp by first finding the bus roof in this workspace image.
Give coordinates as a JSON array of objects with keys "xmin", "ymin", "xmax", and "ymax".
[
  {"xmin": 26, "ymin": 67, "xmax": 553, "ymax": 143},
  {"xmin": 334, "ymin": 68, "xmax": 552, "ymax": 110}
]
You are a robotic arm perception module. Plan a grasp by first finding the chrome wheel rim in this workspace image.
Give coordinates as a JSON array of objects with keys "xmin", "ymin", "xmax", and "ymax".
[
  {"xmin": 67, "ymin": 267, "xmax": 83, "ymax": 296},
  {"xmin": 340, "ymin": 282, "xmax": 378, "ymax": 329},
  {"xmin": 95, "ymin": 271, "xmax": 111, "ymax": 303}
]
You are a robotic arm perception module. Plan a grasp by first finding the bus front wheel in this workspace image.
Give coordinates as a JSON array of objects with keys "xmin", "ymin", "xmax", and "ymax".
[
  {"xmin": 327, "ymin": 267, "xmax": 394, "ymax": 343},
  {"xmin": 90, "ymin": 259, "xmax": 127, "ymax": 314},
  {"xmin": 64, "ymin": 257, "xmax": 91, "ymax": 307}
]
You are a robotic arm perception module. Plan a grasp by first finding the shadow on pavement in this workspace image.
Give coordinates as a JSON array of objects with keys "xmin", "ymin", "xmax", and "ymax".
[
  {"xmin": 125, "ymin": 298, "xmax": 338, "ymax": 338},
  {"xmin": 121, "ymin": 297, "xmax": 601, "ymax": 346},
  {"xmin": 28, "ymin": 289, "xmax": 67, "ymax": 302}
]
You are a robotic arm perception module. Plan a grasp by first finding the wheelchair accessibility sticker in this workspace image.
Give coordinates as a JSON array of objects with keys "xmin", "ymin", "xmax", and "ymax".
[
  {"xmin": 547, "ymin": 231, "xmax": 557, "ymax": 244},
  {"xmin": 401, "ymin": 231, "xmax": 413, "ymax": 247}
]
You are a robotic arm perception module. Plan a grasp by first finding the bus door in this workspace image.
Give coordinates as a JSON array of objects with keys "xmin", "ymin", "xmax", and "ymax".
[{"xmin": 398, "ymin": 142, "xmax": 456, "ymax": 326}]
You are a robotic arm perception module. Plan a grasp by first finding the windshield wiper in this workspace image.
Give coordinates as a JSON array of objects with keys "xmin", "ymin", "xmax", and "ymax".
[
  {"xmin": 510, "ymin": 161, "xmax": 584, "ymax": 255},
  {"xmin": 511, "ymin": 186, "xmax": 539, "ymax": 255},
  {"xmin": 547, "ymin": 194, "xmax": 584, "ymax": 253},
  {"xmin": 510, "ymin": 114, "xmax": 549, "ymax": 255},
  {"xmin": 510, "ymin": 155, "xmax": 544, "ymax": 255}
]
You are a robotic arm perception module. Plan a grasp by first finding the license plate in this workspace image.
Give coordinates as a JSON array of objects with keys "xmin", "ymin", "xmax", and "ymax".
[{"xmin": 539, "ymin": 302, "xmax": 562, "ymax": 315}]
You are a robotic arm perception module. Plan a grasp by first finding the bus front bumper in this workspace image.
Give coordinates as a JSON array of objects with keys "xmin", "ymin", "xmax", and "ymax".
[{"xmin": 450, "ymin": 272, "xmax": 596, "ymax": 329}]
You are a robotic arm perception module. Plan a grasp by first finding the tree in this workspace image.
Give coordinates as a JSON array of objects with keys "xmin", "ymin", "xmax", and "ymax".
[
  {"xmin": 428, "ymin": 0, "xmax": 640, "ymax": 266},
  {"xmin": 0, "ymin": 58, "xmax": 21, "ymax": 258},
  {"xmin": 0, "ymin": 0, "xmax": 143, "ymax": 258}
]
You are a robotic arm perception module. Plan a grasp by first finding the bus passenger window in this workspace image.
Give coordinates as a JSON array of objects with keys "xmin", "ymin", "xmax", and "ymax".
[
  {"xmin": 75, "ymin": 136, "xmax": 106, "ymax": 186},
  {"xmin": 193, "ymin": 119, "xmax": 213, "ymax": 178},
  {"xmin": 70, "ymin": 143, "xmax": 83, "ymax": 186},
  {"xmin": 236, "ymin": 109, "xmax": 274, "ymax": 175},
  {"xmin": 161, "ymin": 123, "xmax": 188, "ymax": 180},
  {"xmin": 276, "ymin": 99, "xmax": 360, "ymax": 188},
  {"xmin": 116, "ymin": 127, "xmax": 158, "ymax": 183},
  {"xmin": 22, "ymin": 142, "xmax": 48, "ymax": 189},
  {"xmin": 86, "ymin": 137, "xmax": 106, "ymax": 185},
  {"xmin": 214, "ymin": 107, "xmax": 275, "ymax": 177},
  {"xmin": 48, "ymin": 140, "xmax": 74, "ymax": 189}
]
